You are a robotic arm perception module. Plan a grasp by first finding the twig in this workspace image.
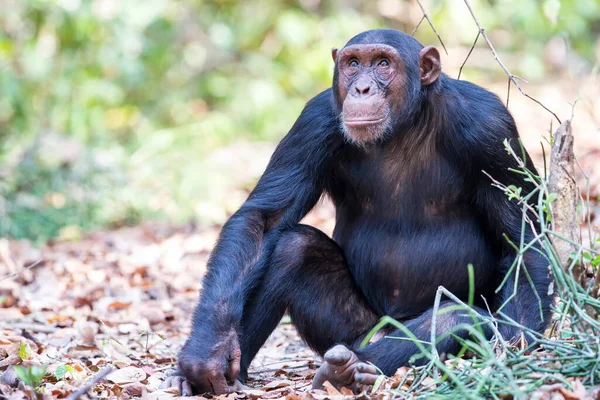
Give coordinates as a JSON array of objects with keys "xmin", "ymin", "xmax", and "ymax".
[
  {"xmin": 410, "ymin": 16, "xmax": 425, "ymax": 37},
  {"xmin": 0, "ymin": 239, "xmax": 17, "ymax": 274},
  {"xmin": 252, "ymin": 363, "xmax": 312, "ymax": 374},
  {"xmin": 457, "ymin": 30, "xmax": 480, "ymax": 79},
  {"xmin": 506, "ymin": 76, "xmax": 511, "ymax": 108},
  {"xmin": 0, "ymin": 259, "xmax": 43, "ymax": 282},
  {"xmin": 461, "ymin": 0, "xmax": 561, "ymax": 123},
  {"xmin": 414, "ymin": 0, "xmax": 448, "ymax": 55},
  {"xmin": 6, "ymin": 323, "xmax": 57, "ymax": 333},
  {"xmin": 66, "ymin": 367, "xmax": 113, "ymax": 400},
  {"xmin": 251, "ymin": 357, "xmax": 317, "ymax": 369}
]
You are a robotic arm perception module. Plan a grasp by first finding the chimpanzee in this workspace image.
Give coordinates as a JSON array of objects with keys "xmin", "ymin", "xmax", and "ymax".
[{"xmin": 162, "ymin": 29, "xmax": 553, "ymax": 395}]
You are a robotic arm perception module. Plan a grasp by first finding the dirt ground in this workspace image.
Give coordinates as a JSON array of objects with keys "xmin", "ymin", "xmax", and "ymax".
[{"xmin": 0, "ymin": 222, "xmax": 328, "ymax": 399}]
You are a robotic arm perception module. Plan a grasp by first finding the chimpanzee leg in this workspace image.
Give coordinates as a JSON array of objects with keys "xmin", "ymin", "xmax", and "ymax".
[
  {"xmin": 238, "ymin": 224, "xmax": 378, "ymax": 379},
  {"xmin": 353, "ymin": 301, "xmax": 493, "ymax": 375}
]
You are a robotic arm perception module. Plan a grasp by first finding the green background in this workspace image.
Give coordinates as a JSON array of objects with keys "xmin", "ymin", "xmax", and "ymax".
[{"xmin": 0, "ymin": 0, "xmax": 598, "ymax": 240}]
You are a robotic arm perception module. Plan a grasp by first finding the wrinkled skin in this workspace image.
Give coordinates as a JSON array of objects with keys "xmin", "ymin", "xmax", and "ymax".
[
  {"xmin": 312, "ymin": 345, "xmax": 380, "ymax": 391},
  {"xmin": 160, "ymin": 330, "xmax": 241, "ymax": 395},
  {"xmin": 332, "ymin": 43, "xmax": 440, "ymax": 145}
]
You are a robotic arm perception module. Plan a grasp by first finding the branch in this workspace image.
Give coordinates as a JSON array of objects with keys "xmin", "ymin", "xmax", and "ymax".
[
  {"xmin": 66, "ymin": 367, "xmax": 114, "ymax": 400},
  {"xmin": 457, "ymin": 31, "xmax": 480, "ymax": 80},
  {"xmin": 410, "ymin": 16, "xmax": 425, "ymax": 37},
  {"xmin": 461, "ymin": 0, "xmax": 561, "ymax": 123},
  {"xmin": 7, "ymin": 323, "xmax": 57, "ymax": 333},
  {"xmin": 413, "ymin": 0, "xmax": 448, "ymax": 55},
  {"xmin": 0, "ymin": 259, "xmax": 43, "ymax": 282}
]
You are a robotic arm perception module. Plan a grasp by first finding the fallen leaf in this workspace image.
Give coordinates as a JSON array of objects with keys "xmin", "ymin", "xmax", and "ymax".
[
  {"xmin": 322, "ymin": 381, "xmax": 342, "ymax": 396},
  {"xmin": 243, "ymin": 389, "xmax": 267, "ymax": 398},
  {"xmin": 0, "ymin": 355, "xmax": 20, "ymax": 368},
  {"xmin": 107, "ymin": 301, "xmax": 132, "ymax": 310},
  {"xmin": 141, "ymin": 307, "xmax": 166, "ymax": 325},
  {"xmin": 262, "ymin": 379, "xmax": 293, "ymax": 391},
  {"xmin": 339, "ymin": 387, "xmax": 353, "ymax": 396},
  {"xmin": 107, "ymin": 366, "xmax": 146, "ymax": 384},
  {"xmin": 75, "ymin": 320, "xmax": 96, "ymax": 345},
  {"xmin": 123, "ymin": 382, "xmax": 147, "ymax": 397}
]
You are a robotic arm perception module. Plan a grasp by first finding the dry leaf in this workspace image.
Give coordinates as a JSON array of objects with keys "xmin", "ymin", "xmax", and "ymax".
[
  {"xmin": 322, "ymin": 381, "xmax": 342, "ymax": 396},
  {"xmin": 0, "ymin": 355, "xmax": 20, "ymax": 368},
  {"xmin": 107, "ymin": 366, "xmax": 146, "ymax": 384},
  {"xmin": 122, "ymin": 382, "xmax": 147, "ymax": 397},
  {"xmin": 141, "ymin": 307, "xmax": 166, "ymax": 325},
  {"xmin": 107, "ymin": 301, "xmax": 132, "ymax": 310},
  {"xmin": 243, "ymin": 389, "xmax": 267, "ymax": 398},
  {"xmin": 262, "ymin": 379, "xmax": 293, "ymax": 391},
  {"xmin": 339, "ymin": 387, "xmax": 353, "ymax": 396},
  {"xmin": 557, "ymin": 380, "xmax": 588, "ymax": 400},
  {"xmin": 75, "ymin": 320, "xmax": 96, "ymax": 345}
]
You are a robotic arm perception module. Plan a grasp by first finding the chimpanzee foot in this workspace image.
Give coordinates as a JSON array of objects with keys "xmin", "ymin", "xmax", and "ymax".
[
  {"xmin": 312, "ymin": 345, "xmax": 380, "ymax": 391},
  {"xmin": 160, "ymin": 371, "xmax": 194, "ymax": 396}
]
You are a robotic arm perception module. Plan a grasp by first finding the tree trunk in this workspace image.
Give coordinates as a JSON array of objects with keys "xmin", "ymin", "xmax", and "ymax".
[{"xmin": 547, "ymin": 120, "xmax": 585, "ymax": 286}]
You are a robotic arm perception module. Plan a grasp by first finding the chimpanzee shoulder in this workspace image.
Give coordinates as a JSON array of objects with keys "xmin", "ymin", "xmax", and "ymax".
[{"xmin": 437, "ymin": 77, "xmax": 520, "ymax": 161}]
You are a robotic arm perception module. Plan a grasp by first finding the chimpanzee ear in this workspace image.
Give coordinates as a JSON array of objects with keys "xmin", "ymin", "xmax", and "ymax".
[
  {"xmin": 419, "ymin": 46, "xmax": 441, "ymax": 85},
  {"xmin": 331, "ymin": 48, "xmax": 338, "ymax": 63}
]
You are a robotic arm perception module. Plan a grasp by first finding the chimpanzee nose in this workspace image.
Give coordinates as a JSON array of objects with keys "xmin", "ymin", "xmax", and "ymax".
[{"xmin": 355, "ymin": 81, "xmax": 371, "ymax": 95}]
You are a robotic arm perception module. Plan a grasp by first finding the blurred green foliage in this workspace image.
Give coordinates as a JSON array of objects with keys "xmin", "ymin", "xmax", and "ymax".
[{"xmin": 0, "ymin": 0, "xmax": 598, "ymax": 240}]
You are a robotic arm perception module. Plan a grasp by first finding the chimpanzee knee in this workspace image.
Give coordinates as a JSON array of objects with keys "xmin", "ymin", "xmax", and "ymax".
[
  {"xmin": 270, "ymin": 225, "xmax": 346, "ymax": 277},
  {"xmin": 237, "ymin": 224, "xmax": 349, "ymax": 374}
]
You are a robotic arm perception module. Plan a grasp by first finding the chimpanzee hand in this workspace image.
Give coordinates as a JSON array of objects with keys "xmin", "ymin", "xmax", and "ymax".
[
  {"xmin": 162, "ymin": 329, "xmax": 242, "ymax": 396},
  {"xmin": 312, "ymin": 345, "xmax": 380, "ymax": 392},
  {"xmin": 498, "ymin": 324, "xmax": 531, "ymax": 349}
]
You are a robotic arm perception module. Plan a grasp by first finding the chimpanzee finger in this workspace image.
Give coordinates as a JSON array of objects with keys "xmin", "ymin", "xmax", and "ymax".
[
  {"xmin": 323, "ymin": 345, "xmax": 355, "ymax": 367},
  {"xmin": 355, "ymin": 372, "xmax": 380, "ymax": 385},
  {"xmin": 209, "ymin": 373, "xmax": 230, "ymax": 395},
  {"xmin": 356, "ymin": 363, "xmax": 378, "ymax": 375},
  {"xmin": 227, "ymin": 338, "xmax": 241, "ymax": 383},
  {"xmin": 158, "ymin": 375, "xmax": 171, "ymax": 389},
  {"xmin": 159, "ymin": 376, "xmax": 185, "ymax": 394},
  {"xmin": 230, "ymin": 379, "xmax": 249, "ymax": 391},
  {"xmin": 193, "ymin": 376, "xmax": 213, "ymax": 395},
  {"xmin": 354, "ymin": 363, "xmax": 380, "ymax": 386},
  {"xmin": 181, "ymin": 379, "xmax": 193, "ymax": 397}
]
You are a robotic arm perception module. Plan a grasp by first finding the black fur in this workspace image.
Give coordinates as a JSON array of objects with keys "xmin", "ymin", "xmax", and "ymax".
[{"xmin": 179, "ymin": 29, "xmax": 553, "ymax": 384}]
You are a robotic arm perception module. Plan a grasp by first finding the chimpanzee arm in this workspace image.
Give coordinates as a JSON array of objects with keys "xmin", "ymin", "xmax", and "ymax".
[
  {"xmin": 182, "ymin": 89, "xmax": 342, "ymax": 370},
  {"xmin": 193, "ymin": 89, "xmax": 341, "ymax": 333},
  {"xmin": 457, "ymin": 89, "xmax": 553, "ymax": 339}
]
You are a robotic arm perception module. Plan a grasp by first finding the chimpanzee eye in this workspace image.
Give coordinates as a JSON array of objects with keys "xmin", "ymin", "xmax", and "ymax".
[
  {"xmin": 349, "ymin": 59, "xmax": 359, "ymax": 68},
  {"xmin": 378, "ymin": 59, "xmax": 390, "ymax": 67}
]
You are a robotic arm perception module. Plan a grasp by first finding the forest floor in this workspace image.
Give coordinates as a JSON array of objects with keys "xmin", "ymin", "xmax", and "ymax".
[
  {"xmin": 1, "ymin": 204, "xmax": 600, "ymax": 400},
  {"xmin": 0, "ymin": 222, "xmax": 326, "ymax": 399}
]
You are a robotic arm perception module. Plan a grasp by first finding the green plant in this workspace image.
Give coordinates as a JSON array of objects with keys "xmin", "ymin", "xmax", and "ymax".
[
  {"xmin": 361, "ymin": 141, "xmax": 600, "ymax": 398},
  {"xmin": 13, "ymin": 364, "xmax": 47, "ymax": 398},
  {"xmin": 54, "ymin": 364, "xmax": 75, "ymax": 381}
]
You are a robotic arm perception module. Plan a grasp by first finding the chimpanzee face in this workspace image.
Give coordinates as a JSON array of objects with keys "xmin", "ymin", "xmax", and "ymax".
[
  {"xmin": 333, "ymin": 44, "xmax": 405, "ymax": 144},
  {"xmin": 332, "ymin": 43, "xmax": 441, "ymax": 146}
]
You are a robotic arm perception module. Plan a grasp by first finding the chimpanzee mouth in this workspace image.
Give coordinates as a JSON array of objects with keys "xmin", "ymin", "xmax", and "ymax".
[{"xmin": 344, "ymin": 116, "xmax": 387, "ymax": 127}]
